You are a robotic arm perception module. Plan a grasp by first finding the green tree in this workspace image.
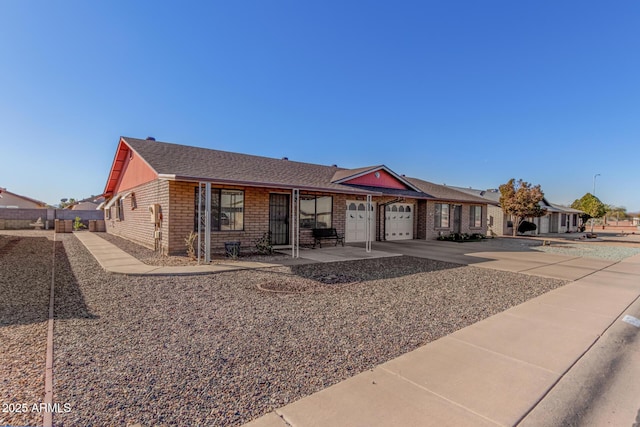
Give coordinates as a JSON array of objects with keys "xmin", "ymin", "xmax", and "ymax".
[
  {"xmin": 499, "ymin": 178, "xmax": 547, "ymax": 236},
  {"xmin": 571, "ymin": 193, "xmax": 606, "ymax": 232},
  {"xmin": 59, "ymin": 198, "xmax": 76, "ymax": 209}
]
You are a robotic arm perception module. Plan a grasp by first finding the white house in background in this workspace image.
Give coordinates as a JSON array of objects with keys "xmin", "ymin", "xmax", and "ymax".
[
  {"xmin": 0, "ymin": 187, "xmax": 47, "ymax": 209},
  {"xmin": 452, "ymin": 186, "xmax": 584, "ymax": 236},
  {"xmin": 532, "ymin": 200, "xmax": 583, "ymax": 234}
]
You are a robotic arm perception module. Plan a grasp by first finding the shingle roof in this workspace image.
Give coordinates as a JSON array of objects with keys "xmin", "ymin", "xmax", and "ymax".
[
  {"xmin": 450, "ymin": 186, "xmax": 502, "ymax": 204},
  {"xmin": 405, "ymin": 178, "xmax": 496, "ymax": 204},
  {"xmin": 122, "ymin": 137, "xmax": 375, "ymax": 195},
  {"xmin": 119, "ymin": 137, "xmax": 493, "ymax": 206}
]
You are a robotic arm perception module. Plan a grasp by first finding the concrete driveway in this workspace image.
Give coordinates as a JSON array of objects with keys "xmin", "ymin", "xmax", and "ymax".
[{"xmin": 346, "ymin": 238, "xmax": 618, "ymax": 281}]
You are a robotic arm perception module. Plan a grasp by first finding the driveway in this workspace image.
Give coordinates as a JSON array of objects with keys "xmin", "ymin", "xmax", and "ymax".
[{"xmin": 346, "ymin": 238, "xmax": 621, "ymax": 281}]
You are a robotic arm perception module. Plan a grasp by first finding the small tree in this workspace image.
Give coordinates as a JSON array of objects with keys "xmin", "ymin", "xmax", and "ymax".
[
  {"xmin": 73, "ymin": 216, "xmax": 86, "ymax": 231},
  {"xmin": 59, "ymin": 198, "xmax": 77, "ymax": 209},
  {"xmin": 571, "ymin": 193, "xmax": 606, "ymax": 232},
  {"xmin": 499, "ymin": 178, "xmax": 546, "ymax": 236}
]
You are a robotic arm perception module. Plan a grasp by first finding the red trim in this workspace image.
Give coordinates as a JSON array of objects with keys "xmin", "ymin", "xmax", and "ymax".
[
  {"xmin": 103, "ymin": 138, "xmax": 158, "ymax": 197},
  {"xmin": 343, "ymin": 169, "xmax": 409, "ymax": 190}
]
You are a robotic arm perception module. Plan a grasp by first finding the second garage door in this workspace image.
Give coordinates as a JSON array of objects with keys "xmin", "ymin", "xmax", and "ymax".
[{"xmin": 385, "ymin": 203, "xmax": 413, "ymax": 240}]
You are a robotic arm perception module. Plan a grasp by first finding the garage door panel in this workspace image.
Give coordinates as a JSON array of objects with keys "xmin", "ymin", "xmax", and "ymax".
[
  {"xmin": 385, "ymin": 203, "xmax": 413, "ymax": 240},
  {"xmin": 345, "ymin": 201, "xmax": 375, "ymax": 242}
]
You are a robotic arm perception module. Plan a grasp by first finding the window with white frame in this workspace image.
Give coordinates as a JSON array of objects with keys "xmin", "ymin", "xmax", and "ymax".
[
  {"xmin": 435, "ymin": 203, "xmax": 450, "ymax": 228},
  {"xmin": 470, "ymin": 205, "xmax": 482, "ymax": 228}
]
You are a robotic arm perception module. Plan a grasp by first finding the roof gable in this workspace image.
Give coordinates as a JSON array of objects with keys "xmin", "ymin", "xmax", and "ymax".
[
  {"xmin": 331, "ymin": 165, "xmax": 421, "ymax": 192},
  {"xmin": 104, "ymin": 138, "xmax": 158, "ymax": 197},
  {"xmin": 0, "ymin": 188, "xmax": 47, "ymax": 208}
]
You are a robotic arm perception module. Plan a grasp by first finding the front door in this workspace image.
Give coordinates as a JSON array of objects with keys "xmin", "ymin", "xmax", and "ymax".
[
  {"xmin": 269, "ymin": 194, "xmax": 290, "ymax": 245},
  {"xmin": 453, "ymin": 205, "xmax": 462, "ymax": 234}
]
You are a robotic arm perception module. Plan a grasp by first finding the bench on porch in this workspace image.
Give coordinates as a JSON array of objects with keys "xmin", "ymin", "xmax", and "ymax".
[{"xmin": 312, "ymin": 228, "xmax": 344, "ymax": 248}]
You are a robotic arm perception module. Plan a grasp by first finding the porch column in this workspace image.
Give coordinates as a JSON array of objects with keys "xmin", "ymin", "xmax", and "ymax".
[
  {"xmin": 365, "ymin": 194, "xmax": 372, "ymax": 253},
  {"xmin": 291, "ymin": 188, "xmax": 300, "ymax": 258},
  {"xmin": 197, "ymin": 182, "xmax": 211, "ymax": 264}
]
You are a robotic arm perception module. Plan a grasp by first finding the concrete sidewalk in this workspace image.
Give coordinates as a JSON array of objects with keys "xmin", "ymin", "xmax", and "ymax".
[
  {"xmin": 73, "ymin": 232, "xmax": 279, "ymax": 275},
  {"xmin": 245, "ymin": 253, "xmax": 640, "ymax": 427}
]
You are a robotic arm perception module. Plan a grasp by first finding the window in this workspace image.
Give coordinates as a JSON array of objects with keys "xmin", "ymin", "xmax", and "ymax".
[
  {"xmin": 300, "ymin": 195, "xmax": 332, "ymax": 228},
  {"xmin": 470, "ymin": 205, "xmax": 482, "ymax": 228},
  {"xmin": 572, "ymin": 214, "xmax": 577, "ymax": 226},
  {"xmin": 194, "ymin": 188, "xmax": 244, "ymax": 231},
  {"xmin": 435, "ymin": 203, "xmax": 450, "ymax": 228},
  {"xmin": 116, "ymin": 198, "xmax": 124, "ymax": 220},
  {"xmin": 561, "ymin": 214, "xmax": 567, "ymax": 226}
]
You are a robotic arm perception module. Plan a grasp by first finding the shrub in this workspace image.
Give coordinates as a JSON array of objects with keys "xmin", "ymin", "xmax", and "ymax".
[
  {"xmin": 73, "ymin": 216, "xmax": 86, "ymax": 231},
  {"xmin": 518, "ymin": 220, "xmax": 537, "ymax": 234},
  {"xmin": 254, "ymin": 232, "xmax": 273, "ymax": 255},
  {"xmin": 185, "ymin": 231, "xmax": 197, "ymax": 259}
]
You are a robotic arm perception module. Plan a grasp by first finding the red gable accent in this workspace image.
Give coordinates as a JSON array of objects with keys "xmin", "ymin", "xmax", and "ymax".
[
  {"xmin": 343, "ymin": 169, "xmax": 409, "ymax": 190},
  {"xmin": 104, "ymin": 138, "xmax": 158, "ymax": 197}
]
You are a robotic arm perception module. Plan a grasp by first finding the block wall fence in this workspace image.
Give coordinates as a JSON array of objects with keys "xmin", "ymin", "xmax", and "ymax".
[{"xmin": 0, "ymin": 208, "xmax": 103, "ymax": 230}]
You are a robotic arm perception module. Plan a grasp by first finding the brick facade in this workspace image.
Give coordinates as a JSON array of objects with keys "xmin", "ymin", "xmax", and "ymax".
[
  {"xmin": 105, "ymin": 179, "xmax": 169, "ymax": 253},
  {"xmin": 104, "ymin": 179, "xmax": 490, "ymax": 254},
  {"xmin": 423, "ymin": 201, "xmax": 488, "ymax": 240},
  {"xmin": 106, "ymin": 179, "xmax": 352, "ymax": 255}
]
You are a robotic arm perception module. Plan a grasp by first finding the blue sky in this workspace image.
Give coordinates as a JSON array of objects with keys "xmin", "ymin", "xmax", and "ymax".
[{"xmin": 1, "ymin": 1, "xmax": 638, "ymax": 211}]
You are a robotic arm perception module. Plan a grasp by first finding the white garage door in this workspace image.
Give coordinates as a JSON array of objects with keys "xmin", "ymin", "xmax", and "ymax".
[
  {"xmin": 345, "ymin": 201, "xmax": 375, "ymax": 243},
  {"xmin": 385, "ymin": 203, "xmax": 413, "ymax": 240}
]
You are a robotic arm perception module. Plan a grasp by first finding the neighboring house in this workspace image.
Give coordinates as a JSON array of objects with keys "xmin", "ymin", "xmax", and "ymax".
[
  {"xmin": 0, "ymin": 187, "xmax": 47, "ymax": 209},
  {"xmin": 101, "ymin": 137, "xmax": 490, "ymax": 255},
  {"xmin": 532, "ymin": 200, "xmax": 582, "ymax": 234},
  {"xmin": 67, "ymin": 196, "xmax": 105, "ymax": 210},
  {"xmin": 453, "ymin": 186, "xmax": 583, "ymax": 235},
  {"xmin": 449, "ymin": 187, "xmax": 506, "ymax": 236}
]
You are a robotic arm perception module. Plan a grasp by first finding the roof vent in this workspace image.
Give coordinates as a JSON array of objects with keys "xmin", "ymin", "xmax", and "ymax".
[
  {"xmin": 282, "ymin": 157, "xmax": 288, "ymax": 161},
  {"xmin": 146, "ymin": 136, "xmax": 156, "ymax": 141},
  {"xmin": 332, "ymin": 164, "xmax": 338, "ymax": 167},
  {"xmin": 480, "ymin": 191, "xmax": 486, "ymax": 196}
]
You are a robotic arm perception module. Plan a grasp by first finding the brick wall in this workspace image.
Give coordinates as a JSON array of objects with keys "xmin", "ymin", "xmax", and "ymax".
[
  {"xmin": 105, "ymin": 180, "xmax": 494, "ymax": 253},
  {"xmin": 486, "ymin": 205, "xmax": 508, "ymax": 236},
  {"xmin": 167, "ymin": 183, "xmax": 350, "ymax": 255},
  {"xmin": 105, "ymin": 179, "xmax": 169, "ymax": 253},
  {"xmin": 424, "ymin": 202, "xmax": 488, "ymax": 240},
  {"xmin": 106, "ymin": 179, "xmax": 355, "ymax": 255}
]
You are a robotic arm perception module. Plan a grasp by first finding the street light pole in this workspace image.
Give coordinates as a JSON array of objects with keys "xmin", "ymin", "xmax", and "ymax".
[
  {"xmin": 591, "ymin": 174, "xmax": 601, "ymax": 233},
  {"xmin": 593, "ymin": 173, "xmax": 600, "ymax": 196}
]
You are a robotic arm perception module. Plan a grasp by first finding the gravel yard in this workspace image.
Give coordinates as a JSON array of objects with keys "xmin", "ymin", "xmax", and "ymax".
[
  {"xmin": 0, "ymin": 231, "xmax": 54, "ymax": 427},
  {"xmin": 533, "ymin": 242, "xmax": 640, "ymax": 261},
  {"xmin": 44, "ymin": 232, "xmax": 566, "ymax": 426}
]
